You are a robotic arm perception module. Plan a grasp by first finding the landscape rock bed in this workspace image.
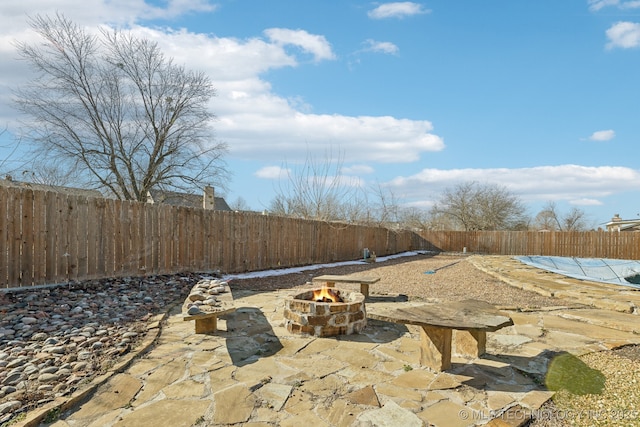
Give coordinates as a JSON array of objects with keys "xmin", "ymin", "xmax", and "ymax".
[{"xmin": 0, "ymin": 274, "xmax": 198, "ymax": 423}]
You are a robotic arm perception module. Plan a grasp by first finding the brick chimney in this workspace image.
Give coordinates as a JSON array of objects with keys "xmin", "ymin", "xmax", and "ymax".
[{"xmin": 203, "ymin": 186, "xmax": 215, "ymax": 210}]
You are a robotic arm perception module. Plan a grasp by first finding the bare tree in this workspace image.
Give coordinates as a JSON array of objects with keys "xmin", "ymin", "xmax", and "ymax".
[
  {"xmin": 338, "ymin": 189, "xmax": 372, "ymax": 224},
  {"xmin": 368, "ymin": 182, "xmax": 401, "ymax": 227},
  {"xmin": 434, "ymin": 181, "xmax": 476, "ymax": 230},
  {"xmin": 397, "ymin": 206, "xmax": 433, "ymax": 231},
  {"xmin": 1, "ymin": 126, "xmax": 81, "ymax": 186},
  {"xmin": 533, "ymin": 205, "xmax": 558, "ymax": 231},
  {"xmin": 434, "ymin": 181, "xmax": 528, "ymax": 230},
  {"xmin": 534, "ymin": 202, "xmax": 590, "ymax": 231},
  {"xmin": 562, "ymin": 207, "xmax": 590, "ymax": 231},
  {"xmin": 13, "ymin": 14, "xmax": 228, "ymax": 201},
  {"xmin": 229, "ymin": 196, "xmax": 251, "ymax": 212},
  {"xmin": 269, "ymin": 149, "xmax": 359, "ymax": 221},
  {"xmin": 20, "ymin": 166, "xmax": 78, "ymax": 187},
  {"xmin": 0, "ymin": 127, "xmax": 25, "ymax": 177}
]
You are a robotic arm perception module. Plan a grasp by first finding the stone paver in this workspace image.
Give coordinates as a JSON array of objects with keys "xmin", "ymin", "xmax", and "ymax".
[
  {"xmin": 15, "ymin": 256, "xmax": 640, "ymax": 427},
  {"xmin": 356, "ymin": 400, "xmax": 423, "ymax": 427}
]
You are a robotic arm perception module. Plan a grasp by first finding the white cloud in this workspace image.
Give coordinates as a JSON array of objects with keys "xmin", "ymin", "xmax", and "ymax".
[
  {"xmin": 387, "ymin": 165, "xmax": 640, "ymax": 205},
  {"xmin": 404, "ymin": 199, "xmax": 435, "ymax": 209},
  {"xmin": 1, "ymin": 13, "xmax": 444, "ymax": 163},
  {"xmin": 255, "ymin": 164, "xmax": 366, "ymax": 189},
  {"xmin": 342, "ymin": 164, "xmax": 375, "ymax": 175},
  {"xmin": 263, "ymin": 28, "xmax": 336, "ymax": 62},
  {"xmin": 135, "ymin": 27, "xmax": 296, "ymax": 80},
  {"xmin": 588, "ymin": 0, "xmax": 620, "ymax": 11},
  {"xmin": 142, "ymin": 0, "xmax": 217, "ymax": 20},
  {"xmin": 606, "ymin": 21, "xmax": 640, "ymax": 49},
  {"xmin": 588, "ymin": 0, "xmax": 640, "ymax": 10},
  {"xmin": 217, "ymin": 112, "xmax": 444, "ymax": 163},
  {"xmin": 363, "ymin": 39, "xmax": 399, "ymax": 55},
  {"xmin": 0, "ymin": 0, "xmax": 216, "ymax": 32},
  {"xmin": 570, "ymin": 198, "xmax": 603, "ymax": 206},
  {"xmin": 368, "ymin": 2, "xmax": 430, "ymax": 19},
  {"xmin": 334, "ymin": 174, "xmax": 365, "ymax": 188},
  {"xmin": 255, "ymin": 166, "xmax": 289, "ymax": 179},
  {"xmin": 620, "ymin": 0, "xmax": 640, "ymax": 8},
  {"xmin": 588, "ymin": 129, "xmax": 615, "ymax": 141}
]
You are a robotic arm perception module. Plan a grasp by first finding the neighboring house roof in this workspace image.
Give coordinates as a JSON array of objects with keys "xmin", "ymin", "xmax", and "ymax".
[
  {"xmin": 147, "ymin": 189, "xmax": 231, "ymax": 211},
  {"xmin": 605, "ymin": 214, "xmax": 640, "ymax": 232},
  {"xmin": 607, "ymin": 222, "xmax": 640, "ymax": 232},
  {"xmin": 0, "ymin": 177, "xmax": 103, "ymax": 198}
]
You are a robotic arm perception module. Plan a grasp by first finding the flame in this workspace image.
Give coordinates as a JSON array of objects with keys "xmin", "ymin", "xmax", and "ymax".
[{"xmin": 312, "ymin": 286, "xmax": 341, "ymax": 303}]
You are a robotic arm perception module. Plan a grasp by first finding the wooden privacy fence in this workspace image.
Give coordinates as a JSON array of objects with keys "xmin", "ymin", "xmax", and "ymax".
[
  {"xmin": 3, "ymin": 186, "xmax": 640, "ymax": 289},
  {"xmin": 417, "ymin": 230, "xmax": 640, "ymax": 260},
  {"xmin": 0, "ymin": 187, "xmax": 417, "ymax": 289}
]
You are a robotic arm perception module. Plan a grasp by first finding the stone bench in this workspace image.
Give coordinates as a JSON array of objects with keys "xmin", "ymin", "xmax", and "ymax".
[
  {"xmin": 367, "ymin": 300, "xmax": 513, "ymax": 371},
  {"xmin": 183, "ymin": 278, "xmax": 236, "ymax": 334},
  {"xmin": 312, "ymin": 275, "xmax": 381, "ymax": 297}
]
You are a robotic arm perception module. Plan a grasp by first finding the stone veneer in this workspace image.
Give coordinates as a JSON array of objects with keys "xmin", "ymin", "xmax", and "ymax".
[{"xmin": 284, "ymin": 288, "xmax": 366, "ymax": 337}]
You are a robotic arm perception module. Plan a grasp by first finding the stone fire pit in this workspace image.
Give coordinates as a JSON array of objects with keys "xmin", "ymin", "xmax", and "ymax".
[{"xmin": 284, "ymin": 287, "xmax": 366, "ymax": 337}]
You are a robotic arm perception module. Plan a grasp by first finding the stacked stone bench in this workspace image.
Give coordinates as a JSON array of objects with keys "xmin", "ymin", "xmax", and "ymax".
[
  {"xmin": 312, "ymin": 275, "xmax": 381, "ymax": 298},
  {"xmin": 182, "ymin": 278, "xmax": 235, "ymax": 334},
  {"xmin": 367, "ymin": 299, "xmax": 513, "ymax": 371}
]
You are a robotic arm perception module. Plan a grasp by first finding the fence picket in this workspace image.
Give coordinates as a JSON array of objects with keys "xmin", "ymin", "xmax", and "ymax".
[
  {"xmin": 7, "ymin": 188, "xmax": 21, "ymax": 286},
  {"xmin": 0, "ymin": 188, "xmax": 7, "ymax": 287}
]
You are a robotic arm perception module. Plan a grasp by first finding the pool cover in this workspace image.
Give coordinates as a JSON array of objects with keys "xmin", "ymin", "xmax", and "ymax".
[{"xmin": 516, "ymin": 256, "xmax": 640, "ymax": 289}]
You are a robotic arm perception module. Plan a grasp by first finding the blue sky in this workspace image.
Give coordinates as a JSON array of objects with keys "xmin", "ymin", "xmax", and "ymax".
[{"xmin": 1, "ymin": 0, "xmax": 639, "ymax": 226}]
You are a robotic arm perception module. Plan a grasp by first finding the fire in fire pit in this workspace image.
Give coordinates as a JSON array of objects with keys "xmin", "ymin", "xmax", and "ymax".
[
  {"xmin": 284, "ymin": 286, "xmax": 366, "ymax": 337},
  {"xmin": 312, "ymin": 286, "xmax": 343, "ymax": 303}
]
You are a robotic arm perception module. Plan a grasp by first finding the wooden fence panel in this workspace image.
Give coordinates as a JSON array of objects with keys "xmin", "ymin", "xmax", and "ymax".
[
  {"xmin": 174, "ymin": 206, "xmax": 185, "ymax": 270},
  {"xmin": 221, "ymin": 211, "xmax": 229, "ymax": 271},
  {"xmin": 0, "ymin": 188, "xmax": 7, "ymax": 287},
  {"xmin": 257, "ymin": 214, "xmax": 267, "ymax": 270},
  {"xmin": 164, "ymin": 204, "xmax": 176, "ymax": 273},
  {"xmin": 31, "ymin": 190, "xmax": 45, "ymax": 285},
  {"xmin": 182, "ymin": 206, "xmax": 191, "ymax": 271},
  {"xmin": 415, "ymin": 230, "xmax": 640, "ymax": 260},
  {"xmin": 167, "ymin": 204, "xmax": 177, "ymax": 273},
  {"xmin": 43, "ymin": 192, "xmax": 56, "ymax": 283},
  {"xmin": 77, "ymin": 197, "xmax": 89, "ymax": 278},
  {"xmin": 187, "ymin": 207, "xmax": 197, "ymax": 271},
  {"xmin": 131, "ymin": 201, "xmax": 142, "ymax": 275},
  {"xmin": 211, "ymin": 211, "xmax": 220, "ymax": 272},
  {"xmin": 7, "ymin": 188, "xmax": 21, "ymax": 286},
  {"xmin": 125, "ymin": 200, "xmax": 138, "ymax": 274},
  {"xmin": 154, "ymin": 204, "xmax": 166, "ymax": 274},
  {"xmin": 20, "ymin": 190, "xmax": 34, "ymax": 286},
  {"xmin": 144, "ymin": 203, "xmax": 155, "ymax": 274},
  {"xmin": 282, "ymin": 216, "xmax": 292, "ymax": 267},
  {"xmin": 104, "ymin": 198, "xmax": 116, "ymax": 277},
  {"xmin": 212, "ymin": 210, "xmax": 223, "ymax": 272},
  {"xmin": 67, "ymin": 196, "xmax": 79, "ymax": 281},
  {"xmin": 53, "ymin": 193, "xmax": 66, "ymax": 282},
  {"xmin": 114, "ymin": 200, "xmax": 125, "ymax": 275},
  {"xmin": 85, "ymin": 198, "xmax": 97, "ymax": 279}
]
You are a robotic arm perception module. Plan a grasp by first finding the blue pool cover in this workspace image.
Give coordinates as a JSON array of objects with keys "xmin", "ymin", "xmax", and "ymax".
[{"xmin": 516, "ymin": 256, "xmax": 640, "ymax": 289}]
